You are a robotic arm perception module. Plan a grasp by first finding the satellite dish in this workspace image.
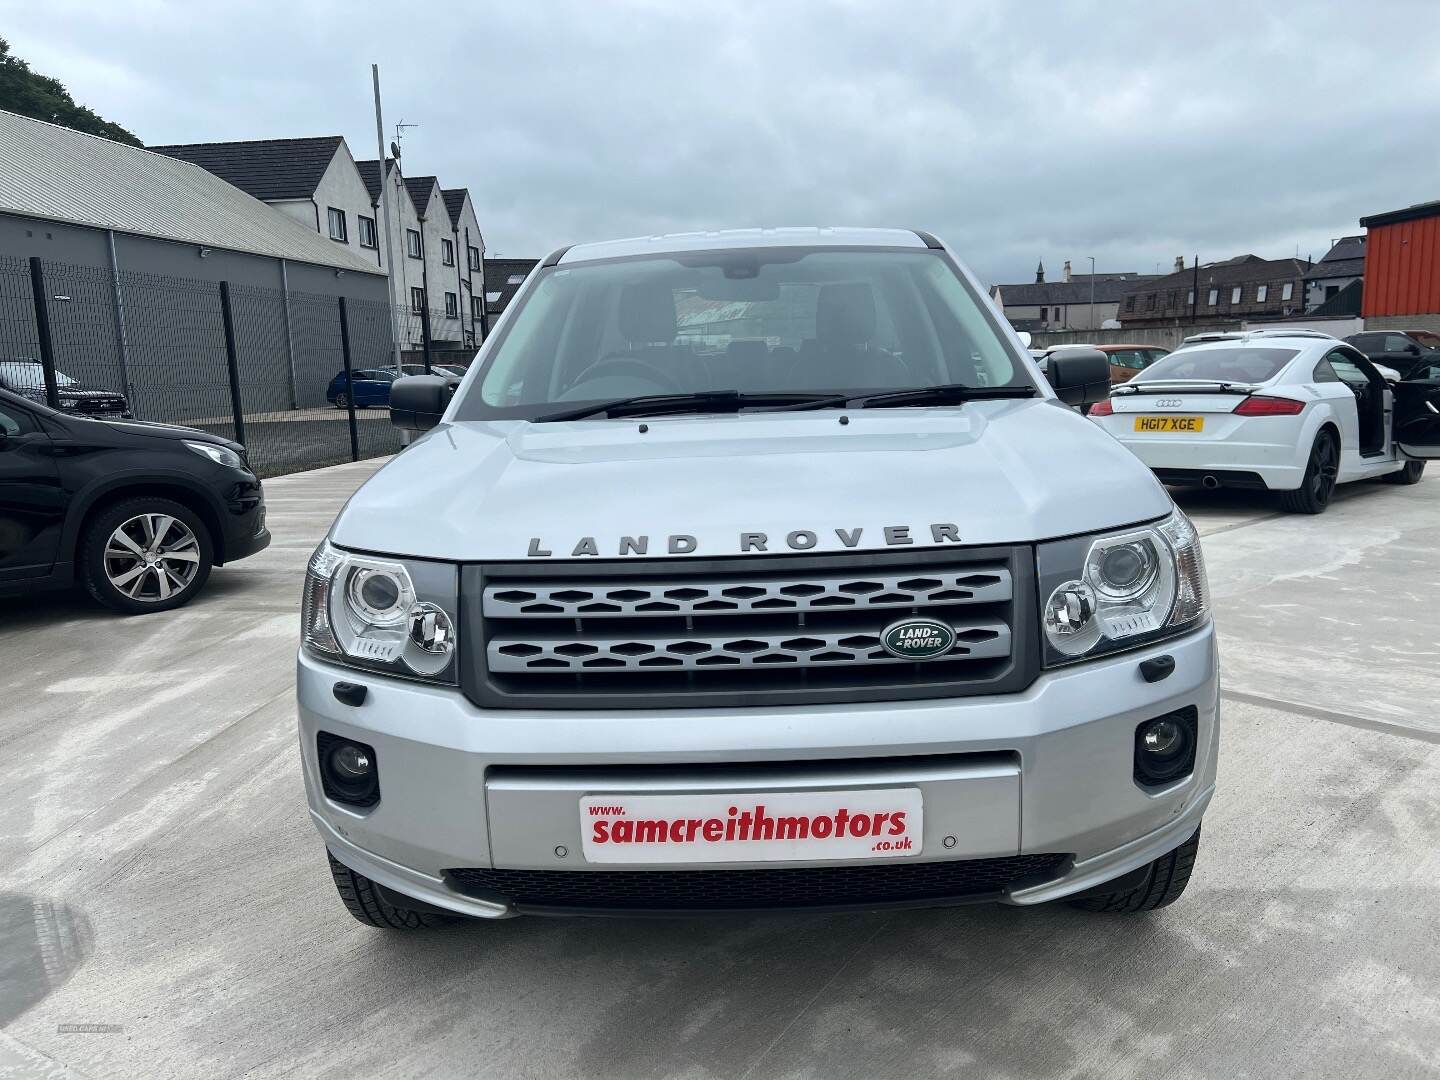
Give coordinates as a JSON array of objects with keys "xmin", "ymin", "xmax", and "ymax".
[{"xmin": 390, "ymin": 141, "xmax": 401, "ymax": 160}]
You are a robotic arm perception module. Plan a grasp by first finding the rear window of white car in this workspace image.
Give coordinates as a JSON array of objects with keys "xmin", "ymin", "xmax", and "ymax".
[{"xmin": 1133, "ymin": 347, "xmax": 1298, "ymax": 384}]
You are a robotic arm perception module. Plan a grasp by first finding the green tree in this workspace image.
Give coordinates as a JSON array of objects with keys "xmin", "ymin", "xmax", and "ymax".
[{"xmin": 0, "ymin": 38, "xmax": 141, "ymax": 146}]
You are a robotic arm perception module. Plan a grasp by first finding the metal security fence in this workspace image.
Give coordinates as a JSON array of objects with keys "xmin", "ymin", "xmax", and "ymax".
[{"xmin": 0, "ymin": 255, "xmax": 472, "ymax": 478}]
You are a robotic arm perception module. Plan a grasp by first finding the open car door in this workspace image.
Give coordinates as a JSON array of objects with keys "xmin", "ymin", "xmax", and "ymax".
[{"xmin": 1392, "ymin": 364, "xmax": 1440, "ymax": 459}]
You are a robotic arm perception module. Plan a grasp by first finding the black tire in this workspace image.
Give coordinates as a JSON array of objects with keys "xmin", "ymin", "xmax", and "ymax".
[
  {"xmin": 1278, "ymin": 431, "xmax": 1338, "ymax": 514},
  {"xmin": 1383, "ymin": 460, "xmax": 1425, "ymax": 485},
  {"xmin": 327, "ymin": 851, "xmax": 465, "ymax": 929},
  {"xmin": 79, "ymin": 497, "xmax": 214, "ymax": 614},
  {"xmin": 1069, "ymin": 827, "xmax": 1201, "ymax": 913},
  {"xmin": 333, "ymin": 392, "xmax": 349, "ymax": 409}
]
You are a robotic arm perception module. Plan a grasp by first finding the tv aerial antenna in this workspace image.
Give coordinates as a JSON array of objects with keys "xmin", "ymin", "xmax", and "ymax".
[{"xmin": 392, "ymin": 119, "xmax": 418, "ymax": 158}]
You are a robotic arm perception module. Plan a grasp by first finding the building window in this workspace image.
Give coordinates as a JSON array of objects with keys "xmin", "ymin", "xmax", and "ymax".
[
  {"xmin": 358, "ymin": 215, "xmax": 377, "ymax": 249},
  {"xmin": 1167, "ymin": 290, "xmax": 1178, "ymax": 308},
  {"xmin": 1207, "ymin": 289, "xmax": 1218, "ymax": 306},
  {"xmin": 410, "ymin": 287, "xmax": 425, "ymax": 314},
  {"xmin": 1144, "ymin": 294, "xmax": 1156, "ymax": 311},
  {"xmin": 1282, "ymin": 282, "xmax": 1294, "ymax": 301},
  {"xmin": 1256, "ymin": 284, "xmax": 1268, "ymax": 303},
  {"xmin": 471, "ymin": 295, "xmax": 484, "ymax": 319},
  {"xmin": 1186, "ymin": 289, "xmax": 1194, "ymax": 305},
  {"xmin": 406, "ymin": 229, "xmax": 422, "ymax": 259},
  {"xmin": 485, "ymin": 291, "xmax": 502, "ymax": 303},
  {"xmin": 1230, "ymin": 285, "xmax": 1242, "ymax": 304},
  {"xmin": 506, "ymin": 273, "xmax": 526, "ymax": 285},
  {"xmin": 327, "ymin": 207, "xmax": 347, "ymax": 242},
  {"xmin": 1124, "ymin": 296, "xmax": 1135, "ymax": 313},
  {"xmin": 442, "ymin": 238, "xmax": 455, "ymax": 266},
  {"xmin": 467, "ymin": 245, "xmax": 481, "ymax": 271},
  {"xmin": 444, "ymin": 292, "xmax": 458, "ymax": 317}
]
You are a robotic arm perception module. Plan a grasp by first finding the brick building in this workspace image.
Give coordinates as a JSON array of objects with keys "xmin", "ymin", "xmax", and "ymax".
[
  {"xmin": 988, "ymin": 261, "xmax": 1154, "ymax": 332},
  {"xmin": 1117, "ymin": 255, "xmax": 1309, "ymax": 328}
]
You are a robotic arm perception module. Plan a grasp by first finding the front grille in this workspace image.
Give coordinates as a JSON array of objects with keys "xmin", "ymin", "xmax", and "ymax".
[
  {"xmin": 460, "ymin": 547, "xmax": 1038, "ymax": 709},
  {"xmin": 446, "ymin": 854, "xmax": 1068, "ymax": 911}
]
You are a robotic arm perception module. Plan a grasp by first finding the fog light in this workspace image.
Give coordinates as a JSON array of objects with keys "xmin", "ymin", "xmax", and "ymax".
[
  {"xmin": 317, "ymin": 732, "xmax": 380, "ymax": 808},
  {"xmin": 1142, "ymin": 719, "xmax": 1182, "ymax": 756},
  {"xmin": 1133, "ymin": 707, "xmax": 1198, "ymax": 788},
  {"xmin": 331, "ymin": 744, "xmax": 372, "ymax": 780}
]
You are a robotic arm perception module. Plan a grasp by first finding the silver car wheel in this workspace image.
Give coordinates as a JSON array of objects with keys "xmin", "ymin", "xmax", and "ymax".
[{"xmin": 103, "ymin": 513, "xmax": 202, "ymax": 602}]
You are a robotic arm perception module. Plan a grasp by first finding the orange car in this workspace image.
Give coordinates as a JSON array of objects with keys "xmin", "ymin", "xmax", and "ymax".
[{"xmin": 1094, "ymin": 343, "xmax": 1170, "ymax": 384}]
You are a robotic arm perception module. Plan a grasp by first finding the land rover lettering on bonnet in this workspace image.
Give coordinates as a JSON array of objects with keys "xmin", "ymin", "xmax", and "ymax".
[
  {"xmin": 298, "ymin": 227, "xmax": 1216, "ymax": 926},
  {"xmin": 526, "ymin": 523, "xmax": 964, "ymax": 558}
]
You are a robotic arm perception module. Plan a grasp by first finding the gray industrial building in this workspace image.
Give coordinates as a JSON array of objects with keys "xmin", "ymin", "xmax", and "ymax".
[
  {"xmin": 0, "ymin": 109, "xmax": 387, "ymax": 297},
  {"xmin": 0, "ymin": 109, "xmax": 404, "ymax": 475}
]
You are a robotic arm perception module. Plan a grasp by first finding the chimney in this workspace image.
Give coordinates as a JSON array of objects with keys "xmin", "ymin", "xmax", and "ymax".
[
  {"xmin": 1063, "ymin": 260, "xmax": 1072, "ymax": 282},
  {"xmin": 1035, "ymin": 260, "xmax": 1045, "ymax": 284},
  {"xmin": 1174, "ymin": 256, "xmax": 1185, "ymax": 273}
]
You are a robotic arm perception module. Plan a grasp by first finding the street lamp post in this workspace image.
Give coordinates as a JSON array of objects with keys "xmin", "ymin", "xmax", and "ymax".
[{"xmin": 1087, "ymin": 256, "xmax": 1096, "ymax": 330}]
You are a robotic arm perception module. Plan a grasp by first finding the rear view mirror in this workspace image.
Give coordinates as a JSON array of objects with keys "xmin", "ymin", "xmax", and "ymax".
[
  {"xmin": 1046, "ymin": 348, "xmax": 1111, "ymax": 407},
  {"xmin": 389, "ymin": 375, "xmax": 455, "ymax": 432}
]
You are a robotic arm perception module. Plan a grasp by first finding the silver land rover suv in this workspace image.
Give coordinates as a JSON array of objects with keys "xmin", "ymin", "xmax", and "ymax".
[{"xmin": 298, "ymin": 228, "xmax": 1216, "ymax": 927}]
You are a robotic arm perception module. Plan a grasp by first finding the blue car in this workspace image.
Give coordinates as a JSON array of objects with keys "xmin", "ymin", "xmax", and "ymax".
[{"xmin": 326, "ymin": 368, "xmax": 400, "ymax": 409}]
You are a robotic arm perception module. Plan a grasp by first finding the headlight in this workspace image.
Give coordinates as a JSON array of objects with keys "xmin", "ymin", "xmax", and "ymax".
[
  {"xmin": 300, "ymin": 540, "xmax": 458, "ymax": 682},
  {"xmin": 1038, "ymin": 509, "xmax": 1208, "ymax": 666},
  {"xmin": 183, "ymin": 439, "xmax": 244, "ymax": 468}
]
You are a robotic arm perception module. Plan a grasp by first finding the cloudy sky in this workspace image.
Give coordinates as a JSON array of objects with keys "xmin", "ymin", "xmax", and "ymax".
[{"xmin": 7, "ymin": 0, "xmax": 1439, "ymax": 284}]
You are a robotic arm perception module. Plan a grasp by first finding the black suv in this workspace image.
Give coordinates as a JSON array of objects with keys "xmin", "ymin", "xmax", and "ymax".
[
  {"xmin": 0, "ymin": 387, "xmax": 269, "ymax": 613},
  {"xmin": 0, "ymin": 359, "xmax": 131, "ymax": 418},
  {"xmin": 1345, "ymin": 330, "xmax": 1440, "ymax": 380}
]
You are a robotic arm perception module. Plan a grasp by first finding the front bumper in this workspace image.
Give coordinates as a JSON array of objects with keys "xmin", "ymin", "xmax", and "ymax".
[
  {"xmin": 299, "ymin": 623, "xmax": 1219, "ymax": 918},
  {"xmin": 218, "ymin": 475, "xmax": 269, "ymax": 564}
]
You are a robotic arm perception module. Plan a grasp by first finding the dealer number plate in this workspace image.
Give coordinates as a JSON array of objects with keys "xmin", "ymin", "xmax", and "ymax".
[
  {"xmin": 1134, "ymin": 415, "xmax": 1204, "ymax": 432},
  {"xmin": 580, "ymin": 788, "xmax": 924, "ymax": 864}
]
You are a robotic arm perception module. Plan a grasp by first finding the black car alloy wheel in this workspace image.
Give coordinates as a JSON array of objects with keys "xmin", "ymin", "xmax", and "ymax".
[
  {"xmin": 80, "ymin": 497, "xmax": 215, "ymax": 613},
  {"xmin": 103, "ymin": 512, "xmax": 203, "ymax": 602}
]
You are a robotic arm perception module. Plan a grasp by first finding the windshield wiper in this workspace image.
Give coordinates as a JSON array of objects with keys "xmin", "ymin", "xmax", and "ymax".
[
  {"xmin": 533, "ymin": 390, "xmax": 851, "ymax": 423},
  {"xmin": 846, "ymin": 383, "xmax": 1037, "ymax": 410}
]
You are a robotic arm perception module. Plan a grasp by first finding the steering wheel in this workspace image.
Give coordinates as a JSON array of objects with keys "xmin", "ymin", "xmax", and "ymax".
[{"xmin": 576, "ymin": 355, "xmax": 683, "ymax": 393}]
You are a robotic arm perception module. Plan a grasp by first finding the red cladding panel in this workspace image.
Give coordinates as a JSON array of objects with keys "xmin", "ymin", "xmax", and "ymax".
[{"xmin": 1363, "ymin": 214, "xmax": 1440, "ymax": 318}]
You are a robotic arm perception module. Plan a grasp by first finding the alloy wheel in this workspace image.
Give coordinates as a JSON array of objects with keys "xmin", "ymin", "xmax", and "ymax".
[
  {"xmin": 1312, "ymin": 437, "xmax": 1338, "ymax": 502},
  {"xmin": 103, "ymin": 513, "xmax": 202, "ymax": 603}
]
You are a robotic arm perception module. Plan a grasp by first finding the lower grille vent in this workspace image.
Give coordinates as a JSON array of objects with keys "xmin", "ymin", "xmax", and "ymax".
[{"xmin": 446, "ymin": 855, "xmax": 1069, "ymax": 911}]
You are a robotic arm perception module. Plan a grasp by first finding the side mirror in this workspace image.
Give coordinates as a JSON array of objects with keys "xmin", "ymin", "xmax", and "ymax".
[
  {"xmin": 1047, "ymin": 348, "xmax": 1111, "ymax": 406},
  {"xmin": 389, "ymin": 375, "xmax": 456, "ymax": 432},
  {"xmin": 1406, "ymin": 343, "xmax": 1422, "ymax": 356},
  {"xmin": 1017, "ymin": 331, "xmax": 1033, "ymax": 349}
]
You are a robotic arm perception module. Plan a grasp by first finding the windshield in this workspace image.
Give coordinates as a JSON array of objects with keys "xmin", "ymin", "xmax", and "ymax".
[
  {"xmin": 1132, "ymin": 347, "xmax": 1298, "ymax": 384},
  {"xmin": 455, "ymin": 248, "xmax": 1029, "ymax": 419},
  {"xmin": 0, "ymin": 361, "xmax": 77, "ymax": 388}
]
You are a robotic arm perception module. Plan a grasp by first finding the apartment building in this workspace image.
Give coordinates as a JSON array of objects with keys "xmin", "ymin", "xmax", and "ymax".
[{"xmin": 158, "ymin": 135, "xmax": 486, "ymax": 354}]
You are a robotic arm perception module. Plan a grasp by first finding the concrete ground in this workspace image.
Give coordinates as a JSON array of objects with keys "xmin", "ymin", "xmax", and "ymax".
[{"xmin": 1, "ymin": 462, "xmax": 1437, "ymax": 1079}]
